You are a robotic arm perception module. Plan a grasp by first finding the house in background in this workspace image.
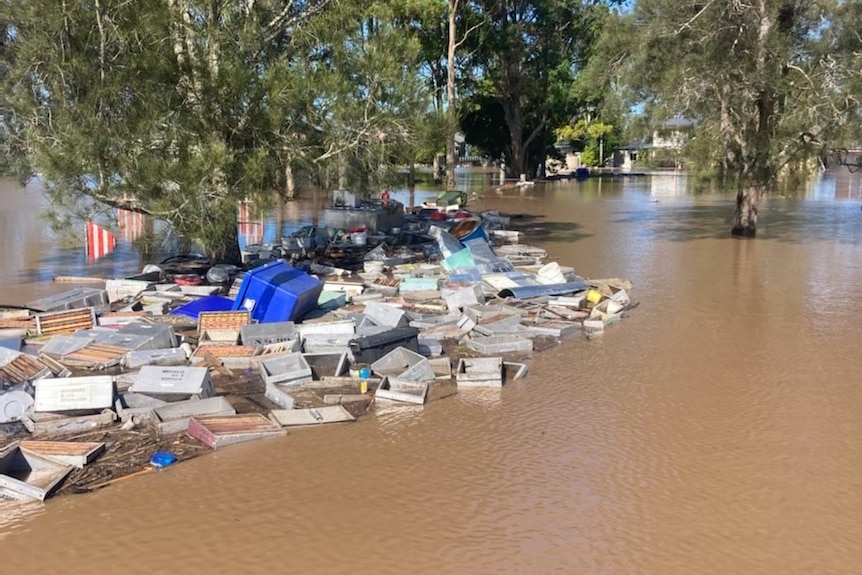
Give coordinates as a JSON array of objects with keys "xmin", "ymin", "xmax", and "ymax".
[
  {"xmin": 612, "ymin": 141, "xmax": 648, "ymax": 172},
  {"xmin": 613, "ymin": 118, "xmax": 695, "ymax": 171},
  {"xmin": 547, "ymin": 117, "xmax": 696, "ymax": 175},
  {"xmin": 547, "ymin": 141, "xmax": 583, "ymax": 175}
]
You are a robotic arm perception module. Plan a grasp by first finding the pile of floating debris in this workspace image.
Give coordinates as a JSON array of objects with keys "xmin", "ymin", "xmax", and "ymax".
[{"xmin": 0, "ymin": 204, "xmax": 633, "ymax": 502}]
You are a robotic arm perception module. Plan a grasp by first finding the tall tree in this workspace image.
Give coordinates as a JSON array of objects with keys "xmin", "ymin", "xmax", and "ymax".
[
  {"xmin": 462, "ymin": 0, "xmax": 613, "ymax": 179},
  {"xmin": 2, "ymin": 0, "xmax": 333, "ymax": 262},
  {"xmin": 444, "ymin": 0, "xmax": 484, "ymax": 188},
  {"xmin": 299, "ymin": 2, "xmax": 428, "ymax": 194},
  {"xmin": 622, "ymin": 0, "xmax": 862, "ymax": 236}
]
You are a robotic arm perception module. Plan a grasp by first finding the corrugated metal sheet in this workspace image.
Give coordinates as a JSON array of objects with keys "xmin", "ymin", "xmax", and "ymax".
[{"xmin": 497, "ymin": 280, "xmax": 589, "ymax": 300}]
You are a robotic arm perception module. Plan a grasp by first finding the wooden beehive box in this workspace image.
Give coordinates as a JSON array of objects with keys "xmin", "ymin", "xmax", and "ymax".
[
  {"xmin": 188, "ymin": 413, "xmax": 286, "ymax": 449},
  {"xmin": 35, "ymin": 308, "xmax": 97, "ymax": 336},
  {"xmin": 197, "ymin": 311, "xmax": 250, "ymax": 343}
]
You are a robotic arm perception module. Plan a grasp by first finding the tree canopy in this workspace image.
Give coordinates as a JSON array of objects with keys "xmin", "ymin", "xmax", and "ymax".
[
  {"xmin": 1, "ymin": 0, "xmax": 426, "ymax": 261},
  {"xmin": 459, "ymin": 0, "xmax": 617, "ymax": 179},
  {"xmin": 2, "ymin": 0, "xmax": 859, "ymax": 258},
  {"xmin": 613, "ymin": 0, "xmax": 862, "ymax": 235}
]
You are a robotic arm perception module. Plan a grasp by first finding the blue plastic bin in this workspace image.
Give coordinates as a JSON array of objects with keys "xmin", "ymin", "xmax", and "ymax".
[{"xmin": 231, "ymin": 260, "xmax": 323, "ymax": 323}]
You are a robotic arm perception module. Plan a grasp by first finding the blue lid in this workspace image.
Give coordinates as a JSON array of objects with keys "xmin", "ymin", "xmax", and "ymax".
[
  {"xmin": 150, "ymin": 451, "xmax": 178, "ymax": 468},
  {"xmin": 170, "ymin": 295, "xmax": 235, "ymax": 319}
]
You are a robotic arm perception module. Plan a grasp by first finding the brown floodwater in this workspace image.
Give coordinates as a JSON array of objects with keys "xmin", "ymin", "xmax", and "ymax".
[{"xmin": 2, "ymin": 171, "xmax": 862, "ymax": 574}]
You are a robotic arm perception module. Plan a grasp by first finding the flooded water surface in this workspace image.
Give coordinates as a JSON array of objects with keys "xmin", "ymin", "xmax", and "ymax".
[{"xmin": 2, "ymin": 171, "xmax": 862, "ymax": 574}]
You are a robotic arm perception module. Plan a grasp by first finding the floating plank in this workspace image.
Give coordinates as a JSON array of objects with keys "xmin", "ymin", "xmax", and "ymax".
[
  {"xmin": 52, "ymin": 275, "xmax": 108, "ymax": 284},
  {"xmin": 269, "ymin": 406, "xmax": 355, "ymax": 427},
  {"xmin": 187, "ymin": 414, "xmax": 286, "ymax": 449},
  {"xmin": 19, "ymin": 440, "xmax": 105, "ymax": 469},
  {"xmin": 323, "ymin": 394, "xmax": 371, "ymax": 405}
]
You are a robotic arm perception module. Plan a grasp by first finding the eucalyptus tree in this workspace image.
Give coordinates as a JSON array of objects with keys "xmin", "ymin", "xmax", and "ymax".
[
  {"xmin": 399, "ymin": 0, "xmax": 483, "ymax": 188},
  {"xmin": 443, "ymin": 0, "xmax": 485, "ymax": 188},
  {"xmin": 398, "ymin": 0, "xmax": 449, "ymax": 179},
  {"xmin": 2, "ymin": 0, "xmax": 333, "ymax": 262},
  {"xmin": 461, "ymin": 0, "xmax": 615, "ymax": 179},
  {"xmin": 299, "ymin": 1, "xmax": 429, "ymax": 194},
  {"xmin": 622, "ymin": 0, "xmax": 862, "ymax": 237}
]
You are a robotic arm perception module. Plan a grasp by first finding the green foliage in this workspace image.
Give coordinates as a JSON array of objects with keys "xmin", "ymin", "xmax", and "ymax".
[
  {"xmin": 1, "ymin": 0, "xmax": 435, "ymax": 259},
  {"xmin": 555, "ymin": 119, "xmax": 618, "ymax": 167},
  {"xmin": 266, "ymin": 1, "xmax": 429, "ymax": 194},
  {"xmin": 459, "ymin": 0, "xmax": 619, "ymax": 178},
  {"xmin": 617, "ymin": 0, "xmax": 861, "ymax": 186},
  {"xmin": 3, "ymin": 0, "xmax": 344, "ymax": 261}
]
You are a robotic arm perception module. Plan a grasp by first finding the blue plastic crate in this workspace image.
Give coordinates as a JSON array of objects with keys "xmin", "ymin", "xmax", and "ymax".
[{"xmin": 231, "ymin": 260, "xmax": 323, "ymax": 323}]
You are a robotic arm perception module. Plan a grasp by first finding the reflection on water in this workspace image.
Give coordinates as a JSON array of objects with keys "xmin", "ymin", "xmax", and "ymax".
[
  {"xmin": 0, "ymin": 500, "xmax": 45, "ymax": 540},
  {"xmin": 2, "ymin": 168, "xmax": 862, "ymax": 574},
  {"xmin": 455, "ymin": 388, "xmax": 504, "ymax": 408}
]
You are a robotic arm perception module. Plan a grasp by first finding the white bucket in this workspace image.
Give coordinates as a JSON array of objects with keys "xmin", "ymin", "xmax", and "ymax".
[
  {"xmin": 537, "ymin": 262, "xmax": 566, "ymax": 285},
  {"xmin": 351, "ymin": 231, "xmax": 368, "ymax": 246}
]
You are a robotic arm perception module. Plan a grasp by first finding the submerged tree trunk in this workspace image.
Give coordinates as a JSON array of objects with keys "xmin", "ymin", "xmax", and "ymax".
[
  {"xmin": 407, "ymin": 162, "xmax": 416, "ymax": 189},
  {"xmin": 338, "ymin": 153, "xmax": 348, "ymax": 190},
  {"xmin": 731, "ymin": 184, "xmax": 763, "ymax": 237},
  {"xmin": 502, "ymin": 99, "xmax": 525, "ymax": 179},
  {"xmin": 285, "ymin": 164, "xmax": 297, "ymax": 199}
]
